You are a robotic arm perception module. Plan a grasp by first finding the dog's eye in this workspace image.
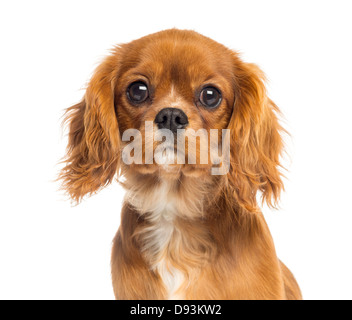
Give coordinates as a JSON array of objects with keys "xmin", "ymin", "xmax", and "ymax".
[
  {"xmin": 199, "ymin": 87, "xmax": 222, "ymax": 108},
  {"xmin": 127, "ymin": 81, "xmax": 149, "ymax": 104}
]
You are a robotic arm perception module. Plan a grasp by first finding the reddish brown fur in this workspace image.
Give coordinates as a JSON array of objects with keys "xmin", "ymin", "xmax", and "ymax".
[{"xmin": 60, "ymin": 29, "xmax": 301, "ymax": 300}]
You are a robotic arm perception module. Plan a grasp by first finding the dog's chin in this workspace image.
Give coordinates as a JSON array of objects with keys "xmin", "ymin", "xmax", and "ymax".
[
  {"xmin": 126, "ymin": 148, "xmax": 212, "ymax": 179},
  {"xmin": 153, "ymin": 147, "xmax": 179, "ymax": 167},
  {"xmin": 149, "ymin": 147, "xmax": 182, "ymax": 179},
  {"xmin": 155, "ymin": 163, "xmax": 211, "ymax": 180}
]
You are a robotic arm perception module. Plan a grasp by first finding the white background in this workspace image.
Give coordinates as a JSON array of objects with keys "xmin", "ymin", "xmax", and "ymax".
[{"xmin": 0, "ymin": 0, "xmax": 351, "ymax": 300}]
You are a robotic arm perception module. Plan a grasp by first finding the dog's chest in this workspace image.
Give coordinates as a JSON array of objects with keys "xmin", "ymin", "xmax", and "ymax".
[
  {"xmin": 127, "ymin": 182, "xmax": 186, "ymax": 299},
  {"xmin": 148, "ymin": 200, "xmax": 186, "ymax": 299},
  {"xmin": 154, "ymin": 218, "xmax": 185, "ymax": 300}
]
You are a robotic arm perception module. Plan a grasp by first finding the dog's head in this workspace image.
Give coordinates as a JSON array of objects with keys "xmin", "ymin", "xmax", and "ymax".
[{"xmin": 60, "ymin": 29, "xmax": 284, "ymax": 213}]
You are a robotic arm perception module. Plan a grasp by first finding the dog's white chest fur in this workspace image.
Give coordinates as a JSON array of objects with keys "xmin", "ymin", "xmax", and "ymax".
[
  {"xmin": 126, "ymin": 180, "xmax": 185, "ymax": 299},
  {"xmin": 154, "ymin": 217, "xmax": 185, "ymax": 300}
]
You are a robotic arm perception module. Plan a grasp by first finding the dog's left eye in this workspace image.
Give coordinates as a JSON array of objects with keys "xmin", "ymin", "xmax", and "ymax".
[
  {"xmin": 127, "ymin": 81, "xmax": 149, "ymax": 104},
  {"xmin": 199, "ymin": 87, "xmax": 222, "ymax": 108}
]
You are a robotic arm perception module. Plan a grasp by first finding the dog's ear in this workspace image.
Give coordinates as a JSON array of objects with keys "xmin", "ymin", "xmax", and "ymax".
[
  {"xmin": 227, "ymin": 56, "xmax": 285, "ymax": 213},
  {"xmin": 59, "ymin": 52, "xmax": 121, "ymax": 202}
]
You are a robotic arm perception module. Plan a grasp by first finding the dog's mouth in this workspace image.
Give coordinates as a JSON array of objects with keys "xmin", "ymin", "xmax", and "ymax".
[
  {"xmin": 153, "ymin": 144, "xmax": 183, "ymax": 167},
  {"xmin": 121, "ymin": 124, "xmax": 230, "ymax": 176}
]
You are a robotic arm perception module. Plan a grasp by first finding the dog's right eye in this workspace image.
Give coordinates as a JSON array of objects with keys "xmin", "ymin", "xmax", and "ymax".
[{"xmin": 127, "ymin": 81, "xmax": 149, "ymax": 104}]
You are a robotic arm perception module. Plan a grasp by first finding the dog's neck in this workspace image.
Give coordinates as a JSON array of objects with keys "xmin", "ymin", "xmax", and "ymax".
[
  {"xmin": 122, "ymin": 171, "xmax": 224, "ymax": 299},
  {"xmin": 124, "ymin": 171, "xmax": 219, "ymax": 218}
]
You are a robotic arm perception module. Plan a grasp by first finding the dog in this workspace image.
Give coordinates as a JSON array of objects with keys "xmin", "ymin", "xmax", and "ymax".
[{"xmin": 60, "ymin": 29, "xmax": 301, "ymax": 300}]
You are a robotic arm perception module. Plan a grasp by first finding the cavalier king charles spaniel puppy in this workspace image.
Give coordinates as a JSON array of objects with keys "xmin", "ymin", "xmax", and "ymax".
[{"xmin": 60, "ymin": 29, "xmax": 301, "ymax": 300}]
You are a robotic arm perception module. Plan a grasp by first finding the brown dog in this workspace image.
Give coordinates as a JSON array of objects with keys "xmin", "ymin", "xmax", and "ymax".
[{"xmin": 60, "ymin": 29, "xmax": 301, "ymax": 300}]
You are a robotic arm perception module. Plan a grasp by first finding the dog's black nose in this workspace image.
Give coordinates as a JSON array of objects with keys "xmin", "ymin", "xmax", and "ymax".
[{"xmin": 154, "ymin": 108, "xmax": 188, "ymax": 132}]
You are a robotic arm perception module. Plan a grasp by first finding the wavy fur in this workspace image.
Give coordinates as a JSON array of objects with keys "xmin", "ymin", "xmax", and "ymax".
[{"xmin": 60, "ymin": 29, "xmax": 301, "ymax": 300}]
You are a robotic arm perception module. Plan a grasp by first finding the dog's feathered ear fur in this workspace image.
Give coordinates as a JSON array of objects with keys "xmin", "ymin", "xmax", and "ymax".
[
  {"xmin": 227, "ymin": 55, "xmax": 285, "ymax": 213},
  {"xmin": 59, "ymin": 52, "xmax": 121, "ymax": 202}
]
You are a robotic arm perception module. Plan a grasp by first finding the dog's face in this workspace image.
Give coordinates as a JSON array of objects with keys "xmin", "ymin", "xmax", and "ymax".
[
  {"xmin": 114, "ymin": 31, "xmax": 236, "ymax": 176},
  {"xmin": 60, "ymin": 29, "xmax": 284, "ymax": 213}
]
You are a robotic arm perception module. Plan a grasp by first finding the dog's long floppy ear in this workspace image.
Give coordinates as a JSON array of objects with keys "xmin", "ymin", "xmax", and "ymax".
[
  {"xmin": 60, "ymin": 52, "xmax": 121, "ymax": 202},
  {"xmin": 227, "ymin": 55, "xmax": 285, "ymax": 213}
]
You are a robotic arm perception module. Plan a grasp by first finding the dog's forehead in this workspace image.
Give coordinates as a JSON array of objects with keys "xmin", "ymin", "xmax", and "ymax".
[{"xmin": 121, "ymin": 31, "xmax": 234, "ymax": 88}]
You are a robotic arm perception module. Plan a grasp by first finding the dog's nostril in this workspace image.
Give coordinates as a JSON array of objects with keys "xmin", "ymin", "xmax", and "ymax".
[{"xmin": 154, "ymin": 108, "xmax": 188, "ymax": 132}]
